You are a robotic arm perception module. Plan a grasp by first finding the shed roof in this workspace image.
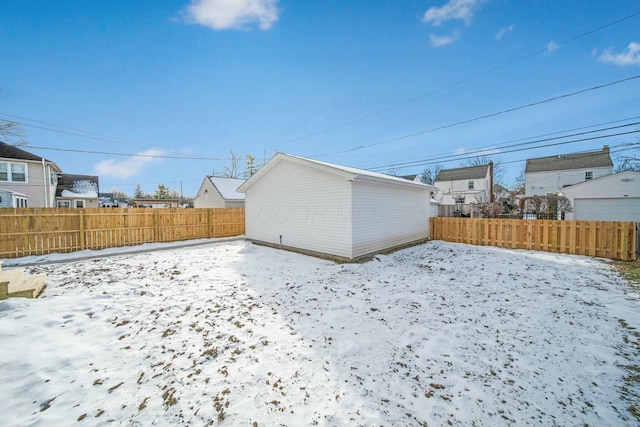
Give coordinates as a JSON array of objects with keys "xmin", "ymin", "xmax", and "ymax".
[
  {"xmin": 525, "ymin": 147, "xmax": 613, "ymax": 173},
  {"xmin": 208, "ymin": 176, "xmax": 246, "ymax": 200},
  {"xmin": 436, "ymin": 165, "xmax": 489, "ymax": 181},
  {"xmin": 238, "ymin": 153, "xmax": 436, "ymax": 192}
]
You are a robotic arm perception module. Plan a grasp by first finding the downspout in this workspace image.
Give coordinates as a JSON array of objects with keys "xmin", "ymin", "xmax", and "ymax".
[{"xmin": 42, "ymin": 158, "xmax": 48, "ymax": 207}]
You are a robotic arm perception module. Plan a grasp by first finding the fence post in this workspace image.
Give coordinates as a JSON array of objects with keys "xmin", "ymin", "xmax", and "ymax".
[{"xmin": 79, "ymin": 210, "xmax": 86, "ymax": 250}]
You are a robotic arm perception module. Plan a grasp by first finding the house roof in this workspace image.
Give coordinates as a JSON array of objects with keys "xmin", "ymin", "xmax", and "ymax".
[
  {"xmin": 0, "ymin": 141, "xmax": 61, "ymax": 171},
  {"xmin": 238, "ymin": 153, "xmax": 436, "ymax": 193},
  {"xmin": 525, "ymin": 147, "xmax": 613, "ymax": 173},
  {"xmin": 208, "ymin": 176, "xmax": 246, "ymax": 200},
  {"xmin": 436, "ymin": 165, "xmax": 490, "ymax": 181},
  {"xmin": 55, "ymin": 174, "xmax": 99, "ymax": 198},
  {"xmin": 400, "ymin": 174, "xmax": 420, "ymax": 182}
]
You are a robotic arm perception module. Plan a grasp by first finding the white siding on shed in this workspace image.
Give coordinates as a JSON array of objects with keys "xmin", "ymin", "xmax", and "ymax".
[
  {"xmin": 244, "ymin": 159, "xmax": 353, "ymax": 259},
  {"xmin": 351, "ymin": 181, "xmax": 430, "ymax": 258},
  {"xmin": 240, "ymin": 153, "xmax": 436, "ymax": 261}
]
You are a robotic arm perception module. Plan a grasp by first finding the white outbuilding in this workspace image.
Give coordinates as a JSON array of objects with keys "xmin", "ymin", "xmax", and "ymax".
[
  {"xmin": 237, "ymin": 153, "xmax": 436, "ymax": 261},
  {"xmin": 193, "ymin": 176, "xmax": 246, "ymax": 208},
  {"xmin": 561, "ymin": 171, "xmax": 640, "ymax": 221}
]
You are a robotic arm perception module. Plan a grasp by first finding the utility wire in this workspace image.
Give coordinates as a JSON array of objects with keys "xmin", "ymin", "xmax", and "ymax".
[
  {"xmin": 309, "ymin": 74, "xmax": 640, "ymax": 159},
  {"xmin": 363, "ymin": 115, "xmax": 640, "ymax": 170},
  {"xmin": 370, "ymin": 129, "xmax": 640, "ymax": 173},
  {"xmin": 24, "ymin": 146, "xmax": 224, "ymax": 161},
  {"xmin": 269, "ymin": 10, "xmax": 640, "ymax": 150},
  {"xmin": 367, "ymin": 120, "xmax": 640, "ymax": 171}
]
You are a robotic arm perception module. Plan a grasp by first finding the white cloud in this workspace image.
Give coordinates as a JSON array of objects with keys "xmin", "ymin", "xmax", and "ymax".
[
  {"xmin": 430, "ymin": 31, "xmax": 460, "ymax": 47},
  {"xmin": 546, "ymin": 41, "xmax": 559, "ymax": 54},
  {"xmin": 423, "ymin": 0, "xmax": 485, "ymax": 27},
  {"xmin": 183, "ymin": 0, "xmax": 280, "ymax": 31},
  {"xmin": 494, "ymin": 24, "xmax": 514, "ymax": 41},
  {"xmin": 94, "ymin": 149, "xmax": 165, "ymax": 179},
  {"xmin": 599, "ymin": 42, "xmax": 640, "ymax": 66},
  {"xmin": 454, "ymin": 148, "xmax": 467, "ymax": 155}
]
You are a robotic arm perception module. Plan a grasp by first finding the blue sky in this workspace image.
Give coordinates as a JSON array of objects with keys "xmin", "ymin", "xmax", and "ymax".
[{"xmin": 1, "ymin": 0, "xmax": 639, "ymax": 197}]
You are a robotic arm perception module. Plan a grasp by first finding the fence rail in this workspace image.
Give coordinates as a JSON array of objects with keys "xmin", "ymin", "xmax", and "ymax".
[
  {"xmin": 430, "ymin": 217, "xmax": 637, "ymax": 261},
  {"xmin": 0, "ymin": 208, "xmax": 245, "ymax": 259}
]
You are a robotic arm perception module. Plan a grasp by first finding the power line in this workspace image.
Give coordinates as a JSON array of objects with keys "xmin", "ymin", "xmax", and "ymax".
[
  {"xmin": 0, "ymin": 113, "xmax": 154, "ymax": 150},
  {"xmin": 24, "ymin": 146, "xmax": 224, "ymax": 161},
  {"xmin": 364, "ymin": 115, "xmax": 640, "ymax": 170},
  {"xmin": 370, "ymin": 129, "xmax": 640, "ymax": 173},
  {"xmin": 367, "ymin": 119, "xmax": 640, "ymax": 171},
  {"xmin": 268, "ymin": 10, "xmax": 640, "ymax": 150},
  {"xmin": 308, "ymin": 74, "xmax": 640, "ymax": 159}
]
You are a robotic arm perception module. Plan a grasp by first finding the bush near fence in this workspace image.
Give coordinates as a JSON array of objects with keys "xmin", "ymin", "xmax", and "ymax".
[
  {"xmin": 0, "ymin": 208, "xmax": 245, "ymax": 259},
  {"xmin": 430, "ymin": 217, "xmax": 637, "ymax": 261}
]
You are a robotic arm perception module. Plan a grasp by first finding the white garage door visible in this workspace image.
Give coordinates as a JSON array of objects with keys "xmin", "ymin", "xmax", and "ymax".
[{"xmin": 574, "ymin": 198, "xmax": 640, "ymax": 221}]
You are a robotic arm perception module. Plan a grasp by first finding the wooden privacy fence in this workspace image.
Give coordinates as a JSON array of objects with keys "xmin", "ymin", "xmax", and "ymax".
[
  {"xmin": 0, "ymin": 208, "xmax": 245, "ymax": 259},
  {"xmin": 430, "ymin": 217, "xmax": 637, "ymax": 261}
]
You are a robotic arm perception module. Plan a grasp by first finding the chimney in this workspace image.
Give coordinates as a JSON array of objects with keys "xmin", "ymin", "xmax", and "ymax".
[
  {"xmin": 489, "ymin": 161, "xmax": 494, "ymax": 203},
  {"xmin": 603, "ymin": 145, "xmax": 609, "ymax": 152}
]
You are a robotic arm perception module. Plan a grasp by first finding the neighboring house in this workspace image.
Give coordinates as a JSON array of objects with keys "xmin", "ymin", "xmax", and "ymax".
[
  {"xmin": 0, "ymin": 141, "xmax": 61, "ymax": 207},
  {"xmin": 98, "ymin": 192, "xmax": 119, "ymax": 207},
  {"xmin": 129, "ymin": 199, "xmax": 180, "ymax": 208},
  {"xmin": 55, "ymin": 174, "xmax": 100, "ymax": 208},
  {"xmin": 193, "ymin": 176, "xmax": 246, "ymax": 208},
  {"xmin": 524, "ymin": 146, "xmax": 613, "ymax": 196},
  {"xmin": 237, "ymin": 153, "xmax": 436, "ymax": 262},
  {"xmin": 560, "ymin": 171, "xmax": 640, "ymax": 221},
  {"xmin": 0, "ymin": 188, "xmax": 28, "ymax": 208},
  {"xmin": 433, "ymin": 164, "xmax": 494, "ymax": 206}
]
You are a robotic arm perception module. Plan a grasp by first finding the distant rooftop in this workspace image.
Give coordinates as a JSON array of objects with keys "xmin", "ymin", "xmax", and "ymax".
[
  {"xmin": 208, "ymin": 176, "xmax": 246, "ymax": 200},
  {"xmin": 436, "ymin": 165, "xmax": 490, "ymax": 181},
  {"xmin": 525, "ymin": 146, "xmax": 613, "ymax": 173}
]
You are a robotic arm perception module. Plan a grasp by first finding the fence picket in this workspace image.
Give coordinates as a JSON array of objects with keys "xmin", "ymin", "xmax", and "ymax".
[
  {"xmin": 430, "ymin": 217, "xmax": 637, "ymax": 261},
  {"xmin": 0, "ymin": 208, "xmax": 245, "ymax": 259}
]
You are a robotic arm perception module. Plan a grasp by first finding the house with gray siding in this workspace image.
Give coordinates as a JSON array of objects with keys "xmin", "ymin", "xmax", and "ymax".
[{"xmin": 237, "ymin": 153, "xmax": 436, "ymax": 262}]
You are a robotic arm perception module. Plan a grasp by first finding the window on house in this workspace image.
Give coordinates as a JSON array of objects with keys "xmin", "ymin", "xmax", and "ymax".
[
  {"xmin": 0, "ymin": 162, "xmax": 28, "ymax": 182},
  {"xmin": 468, "ymin": 181, "xmax": 474, "ymax": 190},
  {"xmin": 16, "ymin": 197, "xmax": 28, "ymax": 208},
  {"xmin": 75, "ymin": 200, "xmax": 85, "ymax": 208},
  {"xmin": 585, "ymin": 171, "xmax": 593, "ymax": 180},
  {"xmin": 57, "ymin": 200, "xmax": 71, "ymax": 208}
]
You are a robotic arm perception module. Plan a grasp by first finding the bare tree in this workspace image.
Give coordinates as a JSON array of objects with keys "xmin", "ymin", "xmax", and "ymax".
[
  {"xmin": 221, "ymin": 148, "xmax": 242, "ymax": 178},
  {"xmin": 614, "ymin": 155, "xmax": 640, "ymax": 172},
  {"xmin": 420, "ymin": 164, "xmax": 443, "ymax": 185},
  {"xmin": 511, "ymin": 168, "xmax": 526, "ymax": 195},
  {"xmin": 0, "ymin": 120, "xmax": 27, "ymax": 146},
  {"xmin": 523, "ymin": 195, "xmax": 573, "ymax": 220},
  {"xmin": 462, "ymin": 156, "xmax": 504, "ymax": 184}
]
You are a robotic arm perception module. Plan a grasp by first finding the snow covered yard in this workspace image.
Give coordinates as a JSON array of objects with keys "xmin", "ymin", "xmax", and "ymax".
[{"xmin": 1, "ymin": 240, "xmax": 639, "ymax": 426}]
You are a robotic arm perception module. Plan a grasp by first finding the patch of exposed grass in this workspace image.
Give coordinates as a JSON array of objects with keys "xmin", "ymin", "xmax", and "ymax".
[{"xmin": 614, "ymin": 259, "xmax": 640, "ymax": 287}]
